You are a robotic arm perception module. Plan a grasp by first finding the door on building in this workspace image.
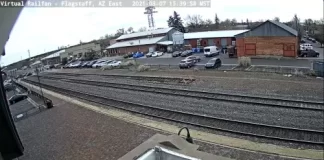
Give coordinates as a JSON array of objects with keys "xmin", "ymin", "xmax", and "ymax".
[
  {"xmin": 283, "ymin": 43, "xmax": 295, "ymax": 57},
  {"xmin": 220, "ymin": 38, "xmax": 227, "ymax": 48},
  {"xmin": 207, "ymin": 39, "xmax": 214, "ymax": 46},
  {"xmin": 245, "ymin": 43, "xmax": 256, "ymax": 56}
]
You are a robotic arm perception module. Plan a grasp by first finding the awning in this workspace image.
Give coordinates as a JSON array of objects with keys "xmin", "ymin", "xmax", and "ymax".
[{"xmin": 157, "ymin": 41, "xmax": 173, "ymax": 45}]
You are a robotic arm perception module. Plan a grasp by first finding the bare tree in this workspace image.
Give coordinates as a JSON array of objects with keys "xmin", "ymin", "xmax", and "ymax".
[
  {"xmin": 115, "ymin": 28, "xmax": 125, "ymax": 37},
  {"xmin": 230, "ymin": 18, "xmax": 237, "ymax": 26},
  {"xmin": 221, "ymin": 18, "xmax": 231, "ymax": 29},
  {"xmin": 127, "ymin": 27, "xmax": 134, "ymax": 33},
  {"xmin": 273, "ymin": 17, "xmax": 280, "ymax": 22},
  {"xmin": 205, "ymin": 19, "xmax": 213, "ymax": 25},
  {"xmin": 185, "ymin": 14, "xmax": 204, "ymax": 28},
  {"xmin": 138, "ymin": 27, "xmax": 147, "ymax": 32}
]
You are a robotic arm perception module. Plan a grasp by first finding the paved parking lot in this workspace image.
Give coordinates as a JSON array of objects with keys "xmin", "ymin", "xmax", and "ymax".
[
  {"xmin": 137, "ymin": 53, "xmax": 313, "ymax": 68},
  {"xmin": 300, "ymin": 39, "xmax": 324, "ymax": 60}
]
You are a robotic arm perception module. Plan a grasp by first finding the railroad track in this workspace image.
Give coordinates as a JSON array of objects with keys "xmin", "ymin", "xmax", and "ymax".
[
  {"xmin": 43, "ymin": 72, "xmax": 196, "ymax": 84},
  {"xmin": 22, "ymin": 79, "xmax": 324, "ymax": 145},
  {"xmin": 38, "ymin": 75, "xmax": 324, "ymax": 111}
]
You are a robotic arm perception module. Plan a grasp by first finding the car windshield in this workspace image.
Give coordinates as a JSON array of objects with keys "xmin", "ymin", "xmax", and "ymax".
[{"xmin": 208, "ymin": 59, "xmax": 216, "ymax": 63}]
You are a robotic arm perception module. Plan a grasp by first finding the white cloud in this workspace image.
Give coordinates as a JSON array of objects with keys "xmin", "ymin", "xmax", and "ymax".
[{"xmin": 3, "ymin": 0, "xmax": 323, "ymax": 65}]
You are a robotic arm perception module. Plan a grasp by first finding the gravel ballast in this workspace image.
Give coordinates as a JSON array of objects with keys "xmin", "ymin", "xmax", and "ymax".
[
  {"xmin": 41, "ymin": 70, "xmax": 324, "ymax": 101},
  {"xmin": 26, "ymin": 77, "xmax": 324, "ymax": 131}
]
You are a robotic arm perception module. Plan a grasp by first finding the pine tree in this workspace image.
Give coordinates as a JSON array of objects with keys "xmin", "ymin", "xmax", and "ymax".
[
  {"xmin": 167, "ymin": 11, "xmax": 185, "ymax": 32},
  {"xmin": 214, "ymin": 13, "xmax": 220, "ymax": 29}
]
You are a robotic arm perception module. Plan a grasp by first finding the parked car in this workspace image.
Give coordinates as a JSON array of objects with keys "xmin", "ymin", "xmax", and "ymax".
[
  {"xmin": 172, "ymin": 51, "xmax": 182, "ymax": 57},
  {"xmin": 179, "ymin": 59, "xmax": 195, "ymax": 69},
  {"xmin": 124, "ymin": 52, "xmax": 134, "ymax": 59},
  {"xmin": 106, "ymin": 60, "xmax": 122, "ymax": 67},
  {"xmin": 180, "ymin": 51, "xmax": 193, "ymax": 57},
  {"xmin": 91, "ymin": 60, "xmax": 105, "ymax": 68},
  {"xmin": 204, "ymin": 46, "xmax": 220, "ymax": 57},
  {"xmin": 146, "ymin": 52, "xmax": 153, "ymax": 57},
  {"xmin": 152, "ymin": 51, "xmax": 163, "ymax": 57},
  {"xmin": 86, "ymin": 60, "xmax": 98, "ymax": 68},
  {"xmin": 133, "ymin": 52, "xmax": 144, "ymax": 58},
  {"xmin": 205, "ymin": 58, "xmax": 222, "ymax": 69},
  {"xmin": 300, "ymin": 39, "xmax": 306, "ymax": 43},
  {"xmin": 185, "ymin": 56, "xmax": 201, "ymax": 63},
  {"xmin": 300, "ymin": 43, "xmax": 313, "ymax": 50},
  {"xmin": 92, "ymin": 60, "xmax": 112, "ymax": 68},
  {"xmin": 80, "ymin": 61, "xmax": 90, "ymax": 68},
  {"xmin": 4, "ymin": 83, "xmax": 15, "ymax": 91},
  {"xmin": 9, "ymin": 94, "xmax": 28, "ymax": 105},
  {"xmin": 69, "ymin": 61, "xmax": 83, "ymax": 68},
  {"xmin": 298, "ymin": 49, "xmax": 319, "ymax": 57}
]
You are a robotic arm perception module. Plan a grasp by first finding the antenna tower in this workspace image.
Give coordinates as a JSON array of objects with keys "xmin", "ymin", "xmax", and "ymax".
[{"xmin": 144, "ymin": 3, "xmax": 157, "ymax": 30}]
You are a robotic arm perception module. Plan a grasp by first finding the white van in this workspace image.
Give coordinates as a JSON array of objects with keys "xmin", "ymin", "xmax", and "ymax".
[
  {"xmin": 204, "ymin": 46, "xmax": 220, "ymax": 57},
  {"xmin": 300, "ymin": 43, "xmax": 313, "ymax": 50}
]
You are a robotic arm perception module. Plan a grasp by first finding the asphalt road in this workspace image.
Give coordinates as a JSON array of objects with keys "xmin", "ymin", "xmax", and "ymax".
[
  {"xmin": 137, "ymin": 53, "xmax": 313, "ymax": 67},
  {"xmin": 303, "ymin": 39, "xmax": 324, "ymax": 60}
]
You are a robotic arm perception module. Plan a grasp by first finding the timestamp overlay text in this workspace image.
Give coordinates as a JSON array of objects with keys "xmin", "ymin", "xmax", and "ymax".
[{"xmin": 0, "ymin": 0, "xmax": 211, "ymax": 7}]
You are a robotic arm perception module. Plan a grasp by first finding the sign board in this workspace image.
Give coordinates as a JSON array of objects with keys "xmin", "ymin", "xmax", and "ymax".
[{"xmin": 172, "ymin": 31, "xmax": 184, "ymax": 45}]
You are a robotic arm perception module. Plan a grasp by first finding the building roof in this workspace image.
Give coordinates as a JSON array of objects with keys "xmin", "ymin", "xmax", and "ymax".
[
  {"xmin": 116, "ymin": 28, "xmax": 173, "ymax": 41},
  {"xmin": 41, "ymin": 50, "xmax": 65, "ymax": 61},
  {"xmin": 236, "ymin": 20, "xmax": 298, "ymax": 37},
  {"xmin": 30, "ymin": 60, "xmax": 41, "ymax": 66},
  {"xmin": 106, "ymin": 36, "xmax": 165, "ymax": 49},
  {"xmin": 157, "ymin": 41, "xmax": 173, "ymax": 45},
  {"xmin": 269, "ymin": 20, "xmax": 298, "ymax": 36},
  {"xmin": 184, "ymin": 30, "xmax": 249, "ymax": 39}
]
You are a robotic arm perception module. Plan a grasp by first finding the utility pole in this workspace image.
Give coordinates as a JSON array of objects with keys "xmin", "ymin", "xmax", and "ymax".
[{"xmin": 36, "ymin": 67, "xmax": 46, "ymax": 106}]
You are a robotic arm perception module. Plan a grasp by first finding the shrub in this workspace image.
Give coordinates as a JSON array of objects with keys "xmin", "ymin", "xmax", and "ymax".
[
  {"xmin": 121, "ymin": 60, "xmax": 137, "ymax": 67},
  {"xmin": 238, "ymin": 56, "xmax": 251, "ymax": 67},
  {"xmin": 137, "ymin": 65, "xmax": 150, "ymax": 72},
  {"xmin": 101, "ymin": 65, "xmax": 113, "ymax": 70}
]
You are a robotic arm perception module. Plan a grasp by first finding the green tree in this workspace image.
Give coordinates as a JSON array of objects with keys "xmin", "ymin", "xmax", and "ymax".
[
  {"xmin": 167, "ymin": 11, "xmax": 185, "ymax": 32},
  {"xmin": 214, "ymin": 13, "xmax": 220, "ymax": 29}
]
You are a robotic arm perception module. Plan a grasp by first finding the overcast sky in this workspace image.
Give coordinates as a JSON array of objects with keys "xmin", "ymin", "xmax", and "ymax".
[{"xmin": 2, "ymin": 0, "xmax": 323, "ymax": 66}]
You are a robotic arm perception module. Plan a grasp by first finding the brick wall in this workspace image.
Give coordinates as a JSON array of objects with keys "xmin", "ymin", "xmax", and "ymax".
[{"xmin": 237, "ymin": 37, "xmax": 297, "ymax": 57}]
